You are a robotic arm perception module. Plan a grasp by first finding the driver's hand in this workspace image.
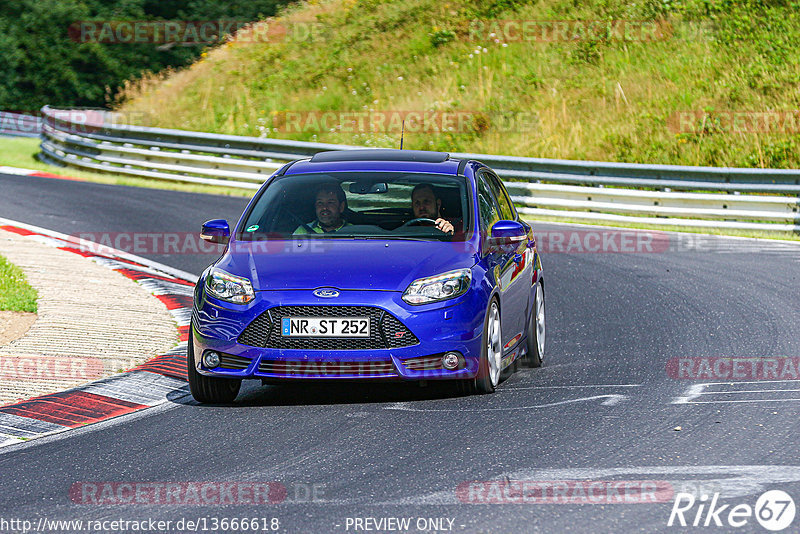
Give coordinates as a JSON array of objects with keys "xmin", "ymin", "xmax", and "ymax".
[{"xmin": 435, "ymin": 218, "xmax": 454, "ymax": 234}]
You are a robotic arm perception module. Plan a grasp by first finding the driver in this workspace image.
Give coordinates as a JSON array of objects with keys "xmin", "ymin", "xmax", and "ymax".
[
  {"xmin": 293, "ymin": 183, "xmax": 352, "ymax": 234},
  {"xmin": 410, "ymin": 183, "xmax": 455, "ymax": 235}
]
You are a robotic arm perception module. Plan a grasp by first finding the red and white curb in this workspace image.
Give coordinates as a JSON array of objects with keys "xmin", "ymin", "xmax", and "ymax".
[
  {"xmin": 0, "ymin": 218, "xmax": 196, "ymax": 448},
  {"xmin": 0, "ymin": 165, "xmax": 85, "ymax": 182}
]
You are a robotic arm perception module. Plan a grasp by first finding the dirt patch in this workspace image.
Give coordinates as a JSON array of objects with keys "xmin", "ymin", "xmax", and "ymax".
[{"xmin": 0, "ymin": 311, "xmax": 37, "ymax": 346}]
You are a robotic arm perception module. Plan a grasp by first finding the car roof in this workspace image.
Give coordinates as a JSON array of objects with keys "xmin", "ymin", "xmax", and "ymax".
[{"xmin": 283, "ymin": 149, "xmax": 465, "ymax": 176}]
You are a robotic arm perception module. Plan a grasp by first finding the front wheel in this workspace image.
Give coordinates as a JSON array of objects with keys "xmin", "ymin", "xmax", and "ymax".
[
  {"xmin": 524, "ymin": 281, "xmax": 545, "ymax": 368},
  {"xmin": 187, "ymin": 323, "xmax": 241, "ymax": 404},
  {"xmin": 474, "ymin": 299, "xmax": 502, "ymax": 394}
]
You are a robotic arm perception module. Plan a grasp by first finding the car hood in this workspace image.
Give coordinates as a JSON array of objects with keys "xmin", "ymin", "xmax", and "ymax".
[{"xmin": 216, "ymin": 239, "xmax": 478, "ymax": 292}]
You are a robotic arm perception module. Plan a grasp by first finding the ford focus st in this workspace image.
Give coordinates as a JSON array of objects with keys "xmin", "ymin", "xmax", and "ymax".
[{"xmin": 189, "ymin": 149, "xmax": 545, "ymax": 403}]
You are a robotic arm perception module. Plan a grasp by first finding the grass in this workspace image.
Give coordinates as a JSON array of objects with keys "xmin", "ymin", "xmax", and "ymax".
[
  {"xmin": 0, "ymin": 137, "xmax": 251, "ymax": 198},
  {"xmin": 0, "ymin": 254, "xmax": 38, "ymax": 313},
  {"xmin": 115, "ymin": 0, "xmax": 800, "ymax": 169}
]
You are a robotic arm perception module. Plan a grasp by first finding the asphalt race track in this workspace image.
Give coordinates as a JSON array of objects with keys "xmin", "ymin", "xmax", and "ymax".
[{"xmin": 2, "ymin": 172, "xmax": 800, "ymax": 533}]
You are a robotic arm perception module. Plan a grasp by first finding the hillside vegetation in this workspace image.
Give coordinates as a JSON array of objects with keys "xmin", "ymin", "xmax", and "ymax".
[{"xmin": 117, "ymin": 0, "xmax": 800, "ymax": 168}]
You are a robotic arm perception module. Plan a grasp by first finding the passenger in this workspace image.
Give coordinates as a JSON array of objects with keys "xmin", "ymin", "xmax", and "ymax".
[{"xmin": 293, "ymin": 183, "xmax": 352, "ymax": 234}]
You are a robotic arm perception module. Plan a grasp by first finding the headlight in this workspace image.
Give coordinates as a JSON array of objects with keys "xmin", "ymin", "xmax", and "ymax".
[
  {"xmin": 402, "ymin": 268, "xmax": 472, "ymax": 305},
  {"xmin": 205, "ymin": 268, "xmax": 254, "ymax": 304}
]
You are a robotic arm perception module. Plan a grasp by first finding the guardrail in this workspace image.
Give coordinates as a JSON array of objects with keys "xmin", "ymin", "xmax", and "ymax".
[{"xmin": 38, "ymin": 106, "xmax": 800, "ymax": 233}]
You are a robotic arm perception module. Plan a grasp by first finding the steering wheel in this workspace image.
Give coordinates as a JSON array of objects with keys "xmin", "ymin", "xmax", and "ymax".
[{"xmin": 399, "ymin": 218, "xmax": 438, "ymax": 228}]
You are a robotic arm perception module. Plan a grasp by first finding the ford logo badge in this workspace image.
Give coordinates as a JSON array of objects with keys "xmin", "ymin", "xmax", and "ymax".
[{"xmin": 314, "ymin": 288, "xmax": 340, "ymax": 298}]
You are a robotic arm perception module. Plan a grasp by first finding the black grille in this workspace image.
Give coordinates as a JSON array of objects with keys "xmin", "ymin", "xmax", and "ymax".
[
  {"xmin": 258, "ymin": 359, "xmax": 397, "ymax": 377},
  {"xmin": 238, "ymin": 306, "xmax": 419, "ymax": 350},
  {"xmin": 218, "ymin": 353, "xmax": 252, "ymax": 370}
]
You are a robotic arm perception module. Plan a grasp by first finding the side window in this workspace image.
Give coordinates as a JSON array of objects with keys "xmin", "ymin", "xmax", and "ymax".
[
  {"xmin": 485, "ymin": 172, "xmax": 517, "ymax": 221},
  {"xmin": 476, "ymin": 176, "xmax": 501, "ymax": 233}
]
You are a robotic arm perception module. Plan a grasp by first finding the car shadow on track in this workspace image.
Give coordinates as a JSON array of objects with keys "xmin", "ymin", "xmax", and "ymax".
[
  {"xmin": 175, "ymin": 365, "xmax": 528, "ymax": 408},
  {"xmin": 231, "ymin": 379, "xmax": 471, "ymax": 407}
]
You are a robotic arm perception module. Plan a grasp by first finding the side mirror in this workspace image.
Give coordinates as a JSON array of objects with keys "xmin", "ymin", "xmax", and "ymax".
[
  {"xmin": 490, "ymin": 220, "xmax": 526, "ymax": 242},
  {"xmin": 200, "ymin": 219, "xmax": 230, "ymax": 245},
  {"xmin": 488, "ymin": 220, "xmax": 526, "ymax": 253}
]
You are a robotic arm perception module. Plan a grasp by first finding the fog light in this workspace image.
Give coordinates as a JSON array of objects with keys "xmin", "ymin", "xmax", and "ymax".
[
  {"xmin": 442, "ymin": 352, "xmax": 461, "ymax": 370},
  {"xmin": 203, "ymin": 351, "xmax": 221, "ymax": 368}
]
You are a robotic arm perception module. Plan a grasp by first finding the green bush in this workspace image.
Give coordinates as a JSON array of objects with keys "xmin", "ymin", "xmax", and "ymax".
[
  {"xmin": 0, "ymin": 255, "xmax": 37, "ymax": 313},
  {"xmin": 430, "ymin": 29, "xmax": 456, "ymax": 47}
]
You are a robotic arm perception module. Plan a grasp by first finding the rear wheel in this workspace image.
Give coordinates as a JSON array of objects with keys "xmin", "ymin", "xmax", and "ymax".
[
  {"xmin": 524, "ymin": 281, "xmax": 545, "ymax": 368},
  {"xmin": 187, "ymin": 323, "xmax": 241, "ymax": 404},
  {"xmin": 474, "ymin": 299, "xmax": 502, "ymax": 394}
]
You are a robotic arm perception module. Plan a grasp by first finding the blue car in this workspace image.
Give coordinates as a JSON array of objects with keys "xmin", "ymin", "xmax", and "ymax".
[{"xmin": 189, "ymin": 149, "xmax": 545, "ymax": 403}]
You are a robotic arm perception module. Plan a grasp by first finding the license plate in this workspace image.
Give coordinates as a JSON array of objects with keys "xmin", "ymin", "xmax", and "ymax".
[{"xmin": 281, "ymin": 317, "xmax": 370, "ymax": 337}]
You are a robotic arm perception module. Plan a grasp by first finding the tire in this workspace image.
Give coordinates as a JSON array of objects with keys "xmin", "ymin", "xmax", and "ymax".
[
  {"xmin": 187, "ymin": 323, "xmax": 241, "ymax": 404},
  {"xmin": 524, "ymin": 281, "xmax": 545, "ymax": 368},
  {"xmin": 474, "ymin": 299, "xmax": 502, "ymax": 394}
]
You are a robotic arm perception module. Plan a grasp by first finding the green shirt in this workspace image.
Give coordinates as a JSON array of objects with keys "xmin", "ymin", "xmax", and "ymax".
[{"xmin": 293, "ymin": 219, "xmax": 351, "ymax": 235}]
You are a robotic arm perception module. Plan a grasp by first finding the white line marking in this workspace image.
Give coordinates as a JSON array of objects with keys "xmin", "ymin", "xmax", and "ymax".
[
  {"xmin": 0, "ymin": 436, "xmax": 26, "ymax": 448},
  {"xmin": 672, "ymin": 383, "xmax": 708, "ymax": 404},
  {"xmin": 138, "ymin": 278, "xmax": 195, "ymax": 297},
  {"xmin": 673, "ymin": 380, "xmax": 800, "ymax": 404},
  {"xmin": 0, "ymin": 412, "xmax": 70, "ymax": 435},
  {"xmin": 707, "ymin": 380, "xmax": 800, "ymax": 386},
  {"xmin": 385, "ymin": 394, "xmax": 627, "ymax": 412},
  {"xmin": 696, "ymin": 389, "xmax": 800, "ymax": 395},
  {"xmin": 160, "ymin": 341, "xmax": 188, "ymax": 356},
  {"xmin": 504, "ymin": 384, "xmax": 642, "ymax": 391},
  {"xmin": 682, "ymin": 398, "xmax": 800, "ymax": 404},
  {"xmin": 168, "ymin": 308, "xmax": 192, "ymax": 327}
]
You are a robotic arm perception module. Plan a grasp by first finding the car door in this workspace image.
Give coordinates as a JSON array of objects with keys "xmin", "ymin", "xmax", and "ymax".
[{"xmin": 476, "ymin": 172, "xmax": 527, "ymax": 352}]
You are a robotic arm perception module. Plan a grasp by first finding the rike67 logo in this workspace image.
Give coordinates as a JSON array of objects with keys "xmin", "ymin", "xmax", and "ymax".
[{"xmin": 668, "ymin": 490, "xmax": 796, "ymax": 531}]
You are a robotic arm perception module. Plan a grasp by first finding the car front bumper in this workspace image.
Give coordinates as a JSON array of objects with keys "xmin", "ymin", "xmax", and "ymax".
[{"xmin": 191, "ymin": 287, "xmax": 487, "ymax": 381}]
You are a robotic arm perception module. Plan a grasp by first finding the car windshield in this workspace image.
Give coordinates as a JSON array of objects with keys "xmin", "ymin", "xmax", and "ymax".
[{"xmin": 238, "ymin": 172, "xmax": 472, "ymax": 241}]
